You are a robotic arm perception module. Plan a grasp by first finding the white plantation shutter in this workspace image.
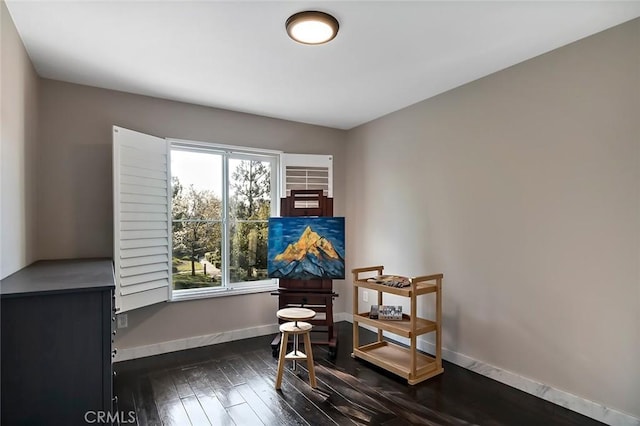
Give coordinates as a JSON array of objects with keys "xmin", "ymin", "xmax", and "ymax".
[
  {"xmin": 280, "ymin": 154, "xmax": 333, "ymax": 208},
  {"xmin": 113, "ymin": 126, "xmax": 170, "ymax": 312}
]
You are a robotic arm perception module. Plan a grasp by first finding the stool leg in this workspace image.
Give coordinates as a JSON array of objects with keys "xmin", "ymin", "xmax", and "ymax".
[
  {"xmin": 303, "ymin": 331, "xmax": 316, "ymax": 388},
  {"xmin": 275, "ymin": 331, "xmax": 289, "ymax": 390},
  {"xmin": 292, "ymin": 333, "xmax": 299, "ymax": 371}
]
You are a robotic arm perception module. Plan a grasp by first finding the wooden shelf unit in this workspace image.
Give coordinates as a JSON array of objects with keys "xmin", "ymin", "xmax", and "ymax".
[{"xmin": 351, "ymin": 266, "xmax": 444, "ymax": 385}]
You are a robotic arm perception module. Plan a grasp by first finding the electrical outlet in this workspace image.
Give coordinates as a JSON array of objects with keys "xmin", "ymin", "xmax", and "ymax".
[
  {"xmin": 117, "ymin": 313, "xmax": 128, "ymax": 329},
  {"xmin": 363, "ymin": 291, "xmax": 368, "ymax": 302}
]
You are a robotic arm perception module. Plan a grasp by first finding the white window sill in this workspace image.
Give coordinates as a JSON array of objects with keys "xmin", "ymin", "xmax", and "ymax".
[{"xmin": 170, "ymin": 281, "xmax": 278, "ymax": 302}]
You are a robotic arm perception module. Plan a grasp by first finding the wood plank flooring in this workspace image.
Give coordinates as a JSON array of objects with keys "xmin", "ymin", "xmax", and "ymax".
[{"xmin": 114, "ymin": 322, "xmax": 604, "ymax": 426}]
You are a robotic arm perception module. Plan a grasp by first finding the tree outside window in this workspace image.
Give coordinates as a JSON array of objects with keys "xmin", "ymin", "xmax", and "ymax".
[
  {"xmin": 229, "ymin": 159, "xmax": 271, "ymax": 283},
  {"xmin": 171, "ymin": 148, "xmax": 274, "ymax": 290}
]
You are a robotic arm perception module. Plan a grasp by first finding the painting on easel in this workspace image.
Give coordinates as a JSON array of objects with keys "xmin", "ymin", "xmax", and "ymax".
[{"xmin": 267, "ymin": 217, "xmax": 345, "ymax": 279}]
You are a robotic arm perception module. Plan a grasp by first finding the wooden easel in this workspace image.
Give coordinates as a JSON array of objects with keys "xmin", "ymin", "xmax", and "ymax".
[{"xmin": 271, "ymin": 189, "xmax": 339, "ymax": 357}]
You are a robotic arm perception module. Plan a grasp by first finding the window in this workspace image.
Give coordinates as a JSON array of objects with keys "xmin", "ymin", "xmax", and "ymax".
[
  {"xmin": 113, "ymin": 126, "xmax": 334, "ymax": 311},
  {"xmin": 170, "ymin": 142, "xmax": 278, "ymax": 299}
]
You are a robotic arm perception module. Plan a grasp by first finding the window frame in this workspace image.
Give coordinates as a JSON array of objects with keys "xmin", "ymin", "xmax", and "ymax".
[{"xmin": 168, "ymin": 138, "xmax": 281, "ymax": 302}]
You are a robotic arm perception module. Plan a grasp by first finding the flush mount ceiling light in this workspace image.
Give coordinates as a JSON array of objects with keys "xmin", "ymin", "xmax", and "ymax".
[{"xmin": 286, "ymin": 11, "xmax": 339, "ymax": 45}]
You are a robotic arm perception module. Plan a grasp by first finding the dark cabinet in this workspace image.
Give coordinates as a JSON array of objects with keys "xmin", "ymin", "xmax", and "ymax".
[{"xmin": 1, "ymin": 259, "xmax": 115, "ymax": 425}]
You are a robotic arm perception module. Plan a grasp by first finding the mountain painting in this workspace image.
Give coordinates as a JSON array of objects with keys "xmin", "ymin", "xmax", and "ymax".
[{"xmin": 268, "ymin": 217, "xmax": 345, "ymax": 280}]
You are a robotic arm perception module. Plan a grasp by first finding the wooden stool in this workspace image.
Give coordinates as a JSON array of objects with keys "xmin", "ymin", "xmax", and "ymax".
[{"xmin": 275, "ymin": 308, "xmax": 317, "ymax": 390}]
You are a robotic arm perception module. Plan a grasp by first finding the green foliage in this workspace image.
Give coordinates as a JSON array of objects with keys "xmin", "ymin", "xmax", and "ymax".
[
  {"xmin": 229, "ymin": 160, "xmax": 270, "ymax": 220},
  {"xmin": 172, "ymin": 257, "xmax": 211, "ymax": 289},
  {"xmin": 173, "ymin": 273, "xmax": 221, "ymax": 290},
  {"xmin": 172, "ymin": 177, "xmax": 222, "ymax": 276},
  {"xmin": 171, "ymin": 159, "xmax": 271, "ymax": 286},
  {"xmin": 172, "ymin": 257, "xmax": 203, "ymax": 273},
  {"xmin": 229, "ymin": 160, "xmax": 271, "ymax": 282}
]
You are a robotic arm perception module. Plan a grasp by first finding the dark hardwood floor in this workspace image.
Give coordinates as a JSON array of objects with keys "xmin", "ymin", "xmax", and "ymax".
[{"xmin": 114, "ymin": 322, "xmax": 604, "ymax": 426}]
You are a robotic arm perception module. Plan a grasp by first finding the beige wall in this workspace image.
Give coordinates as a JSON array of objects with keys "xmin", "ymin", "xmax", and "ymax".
[
  {"xmin": 0, "ymin": 0, "xmax": 38, "ymax": 279},
  {"xmin": 37, "ymin": 79, "xmax": 348, "ymax": 347},
  {"xmin": 346, "ymin": 19, "xmax": 640, "ymax": 417}
]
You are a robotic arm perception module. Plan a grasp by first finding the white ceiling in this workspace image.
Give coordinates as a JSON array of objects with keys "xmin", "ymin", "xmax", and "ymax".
[{"xmin": 6, "ymin": 1, "xmax": 640, "ymax": 129}]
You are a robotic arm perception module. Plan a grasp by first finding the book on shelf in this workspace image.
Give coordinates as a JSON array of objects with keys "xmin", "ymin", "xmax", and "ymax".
[
  {"xmin": 366, "ymin": 274, "xmax": 411, "ymax": 288},
  {"xmin": 369, "ymin": 304, "xmax": 379, "ymax": 319},
  {"xmin": 370, "ymin": 305, "xmax": 403, "ymax": 320}
]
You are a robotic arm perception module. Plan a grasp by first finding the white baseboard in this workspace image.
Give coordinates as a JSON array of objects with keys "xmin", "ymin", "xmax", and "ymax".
[
  {"xmin": 116, "ymin": 315, "xmax": 355, "ymax": 362},
  {"xmin": 114, "ymin": 312, "xmax": 639, "ymax": 426},
  {"xmin": 114, "ymin": 323, "xmax": 280, "ymax": 362},
  {"xmin": 334, "ymin": 312, "xmax": 352, "ymax": 322},
  {"xmin": 342, "ymin": 313, "xmax": 639, "ymax": 426}
]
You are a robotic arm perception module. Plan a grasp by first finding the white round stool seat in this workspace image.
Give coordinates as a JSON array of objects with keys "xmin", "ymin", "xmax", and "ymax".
[{"xmin": 277, "ymin": 307, "xmax": 316, "ymax": 322}]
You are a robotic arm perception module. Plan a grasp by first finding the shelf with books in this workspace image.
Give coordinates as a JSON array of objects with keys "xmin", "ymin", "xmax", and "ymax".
[
  {"xmin": 353, "ymin": 277, "xmax": 438, "ymax": 297},
  {"xmin": 351, "ymin": 265, "xmax": 444, "ymax": 385},
  {"xmin": 354, "ymin": 312, "xmax": 437, "ymax": 338}
]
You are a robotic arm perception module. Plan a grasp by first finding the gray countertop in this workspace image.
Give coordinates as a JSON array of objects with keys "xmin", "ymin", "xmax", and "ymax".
[{"xmin": 1, "ymin": 258, "xmax": 114, "ymax": 296}]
